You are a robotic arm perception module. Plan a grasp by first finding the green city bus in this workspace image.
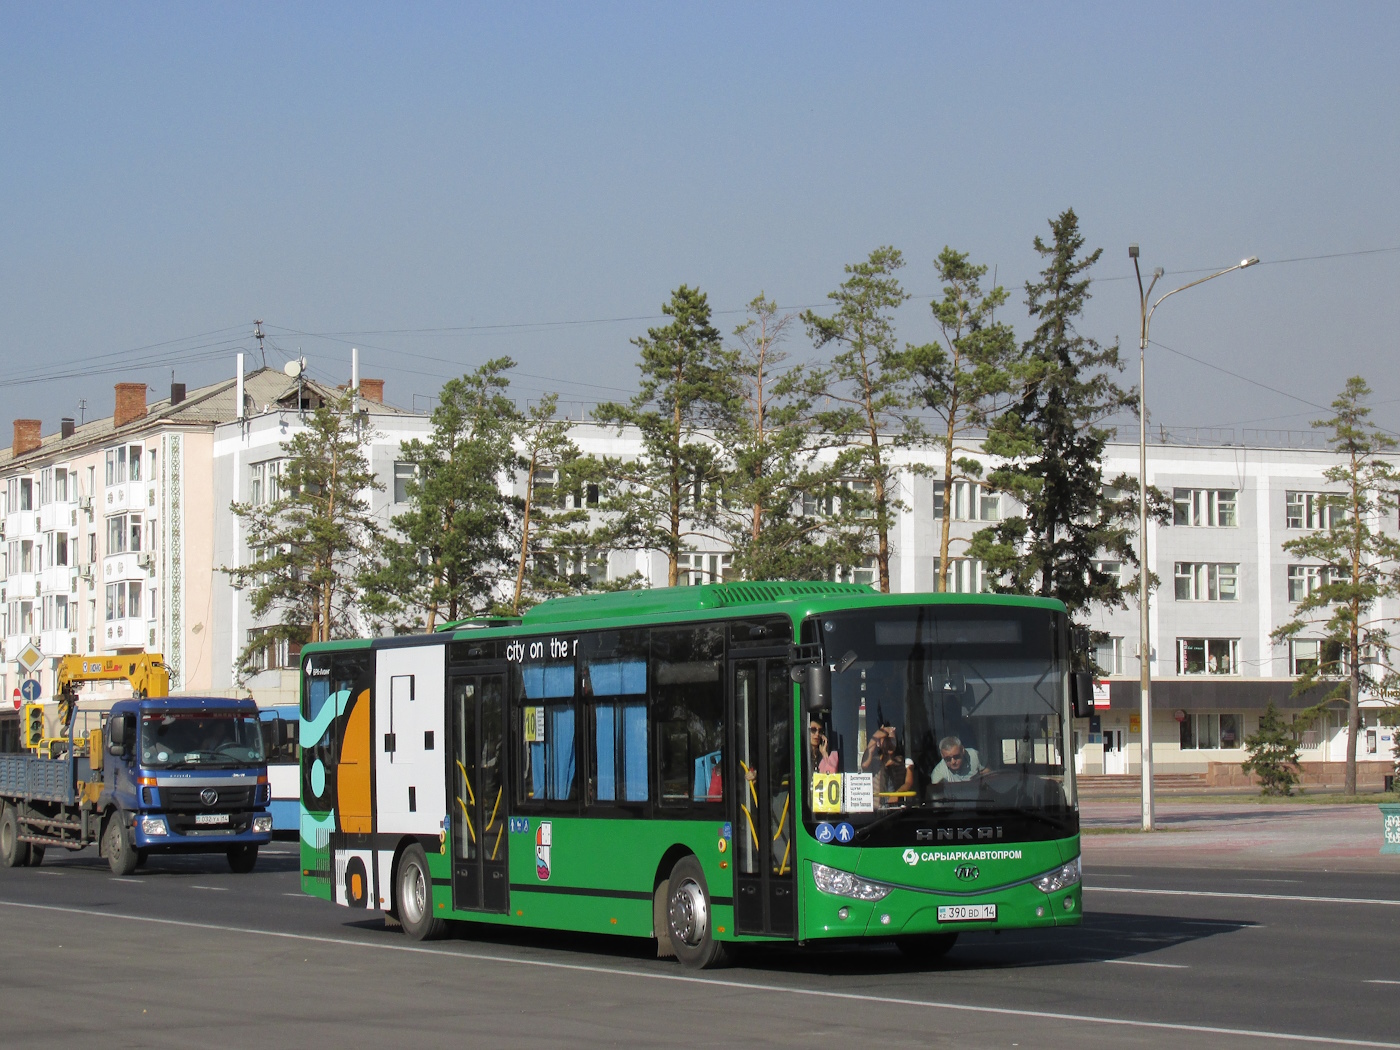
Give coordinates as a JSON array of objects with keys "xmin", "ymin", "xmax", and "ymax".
[{"xmin": 299, "ymin": 581, "xmax": 1091, "ymax": 968}]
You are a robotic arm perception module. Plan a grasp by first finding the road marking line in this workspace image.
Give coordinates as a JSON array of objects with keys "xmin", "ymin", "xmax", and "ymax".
[
  {"xmin": 188, "ymin": 885, "xmax": 227, "ymax": 892},
  {"xmin": 109, "ymin": 878, "xmax": 141, "ymax": 884},
  {"xmin": 32, "ymin": 871, "xmax": 64, "ymax": 877},
  {"xmin": 1089, "ymin": 886, "xmax": 1400, "ymax": 907},
  {"xmin": 0, "ymin": 899, "xmax": 1394, "ymax": 1049},
  {"xmin": 1364, "ymin": 980, "xmax": 1400, "ymax": 985},
  {"xmin": 1104, "ymin": 959, "xmax": 1189, "ymax": 969}
]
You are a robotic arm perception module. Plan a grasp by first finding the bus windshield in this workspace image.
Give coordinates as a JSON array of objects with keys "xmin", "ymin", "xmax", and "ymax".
[
  {"xmin": 807, "ymin": 605, "xmax": 1072, "ymax": 841},
  {"xmin": 140, "ymin": 712, "xmax": 266, "ymax": 769}
]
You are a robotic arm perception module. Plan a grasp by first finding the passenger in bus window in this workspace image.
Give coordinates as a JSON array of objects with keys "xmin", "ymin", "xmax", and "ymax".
[
  {"xmin": 809, "ymin": 716, "xmax": 839, "ymax": 773},
  {"xmin": 928, "ymin": 736, "xmax": 985, "ymax": 784},
  {"xmin": 862, "ymin": 723, "xmax": 914, "ymax": 803}
]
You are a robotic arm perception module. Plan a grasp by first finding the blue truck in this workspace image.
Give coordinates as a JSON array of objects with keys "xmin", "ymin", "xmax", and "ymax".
[{"xmin": 0, "ymin": 696, "xmax": 272, "ymax": 874}]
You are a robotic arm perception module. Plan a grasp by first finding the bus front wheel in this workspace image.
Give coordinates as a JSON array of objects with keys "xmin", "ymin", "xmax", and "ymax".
[
  {"xmin": 396, "ymin": 844, "xmax": 446, "ymax": 941},
  {"xmin": 667, "ymin": 856, "xmax": 731, "ymax": 970}
]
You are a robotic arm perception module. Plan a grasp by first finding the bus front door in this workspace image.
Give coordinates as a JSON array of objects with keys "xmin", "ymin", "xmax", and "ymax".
[
  {"xmin": 731, "ymin": 658, "xmax": 795, "ymax": 938},
  {"xmin": 450, "ymin": 674, "xmax": 509, "ymax": 914}
]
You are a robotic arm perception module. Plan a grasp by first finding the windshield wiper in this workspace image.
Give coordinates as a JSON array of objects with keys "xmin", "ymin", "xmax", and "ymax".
[{"xmin": 851, "ymin": 808, "xmax": 910, "ymax": 843}]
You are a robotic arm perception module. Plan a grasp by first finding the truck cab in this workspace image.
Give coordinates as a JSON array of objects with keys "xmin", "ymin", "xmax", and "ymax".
[{"xmin": 101, "ymin": 696, "xmax": 273, "ymax": 872}]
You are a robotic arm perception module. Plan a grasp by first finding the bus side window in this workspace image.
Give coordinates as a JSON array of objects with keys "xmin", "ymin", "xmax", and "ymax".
[
  {"xmin": 652, "ymin": 624, "xmax": 725, "ymax": 809},
  {"xmin": 520, "ymin": 657, "xmax": 578, "ymax": 803},
  {"xmin": 584, "ymin": 636, "xmax": 649, "ymax": 805}
]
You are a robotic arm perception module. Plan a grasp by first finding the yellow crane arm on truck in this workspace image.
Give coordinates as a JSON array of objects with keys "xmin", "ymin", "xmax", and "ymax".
[{"xmin": 39, "ymin": 654, "xmax": 172, "ymax": 750}]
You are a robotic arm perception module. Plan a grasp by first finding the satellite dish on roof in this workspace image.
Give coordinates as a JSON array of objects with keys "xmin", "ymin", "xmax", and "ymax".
[{"xmin": 284, "ymin": 358, "xmax": 305, "ymax": 378}]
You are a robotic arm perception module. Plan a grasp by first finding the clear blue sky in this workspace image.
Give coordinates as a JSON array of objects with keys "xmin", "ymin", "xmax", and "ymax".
[{"xmin": 2, "ymin": 2, "xmax": 1397, "ymax": 437}]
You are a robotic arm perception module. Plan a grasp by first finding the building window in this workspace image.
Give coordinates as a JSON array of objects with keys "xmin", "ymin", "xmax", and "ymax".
[
  {"xmin": 105, "ymin": 513, "xmax": 142, "ymax": 555},
  {"xmin": 679, "ymin": 552, "xmax": 732, "ymax": 586},
  {"xmin": 1173, "ymin": 488, "xmax": 1237, "ymax": 527},
  {"xmin": 1289, "ymin": 638, "xmax": 1345, "ymax": 677},
  {"xmin": 18, "ymin": 478, "xmax": 32, "ymax": 511},
  {"xmin": 246, "ymin": 628, "xmax": 302, "ymax": 672},
  {"xmin": 827, "ymin": 555, "xmax": 878, "ymax": 588},
  {"xmin": 105, "ymin": 447, "xmax": 127, "ymax": 485},
  {"xmin": 1175, "ymin": 562, "xmax": 1238, "ymax": 601},
  {"xmin": 1180, "ymin": 712, "xmax": 1242, "ymax": 750},
  {"xmin": 934, "ymin": 481, "xmax": 1001, "ymax": 522},
  {"xmin": 1093, "ymin": 559, "xmax": 1124, "ymax": 584},
  {"xmin": 1285, "ymin": 491, "xmax": 1346, "ymax": 530},
  {"xmin": 1094, "ymin": 636, "xmax": 1125, "ymax": 675},
  {"xmin": 105, "ymin": 582, "xmax": 142, "ymax": 620},
  {"xmin": 1177, "ymin": 637, "xmax": 1238, "ymax": 675},
  {"xmin": 249, "ymin": 460, "xmax": 284, "ymax": 507},
  {"xmin": 1287, "ymin": 564, "xmax": 1331, "ymax": 603},
  {"xmin": 933, "ymin": 557, "xmax": 991, "ymax": 593},
  {"xmin": 55, "ymin": 469, "xmax": 68, "ymax": 503},
  {"xmin": 393, "ymin": 461, "xmax": 418, "ymax": 504}
]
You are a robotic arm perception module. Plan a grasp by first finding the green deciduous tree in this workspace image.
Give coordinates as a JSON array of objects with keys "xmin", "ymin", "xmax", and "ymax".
[
  {"xmin": 594, "ymin": 285, "xmax": 730, "ymax": 587},
  {"xmin": 226, "ymin": 394, "xmax": 381, "ymax": 676},
  {"xmin": 905, "ymin": 247, "xmax": 1020, "ymax": 592},
  {"xmin": 1240, "ymin": 701, "xmax": 1302, "ymax": 796},
  {"xmin": 970, "ymin": 210, "xmax": 1138, "ymax": 619},
  {"xmin": 1271, "ymin": 376, "xmax": 1400, "ymax": 794},
  {"xmin": 710, "ymin": 294, "xmax": 861, "ymax": 581},
  {"xmin": 804, "ymin": 246, "xmax": 918, "ymax": 592},
  {"xmin": 362, "ymin": 359, "xmax": 522, "ymax": 631}
]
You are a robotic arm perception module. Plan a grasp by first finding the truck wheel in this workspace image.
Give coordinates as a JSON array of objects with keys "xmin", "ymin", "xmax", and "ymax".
[
  {"xmin": 0, "ymin": 805, "xmax": 30, "ymax": 868},
  {"xmin": 104, "ymin": 815, "xmax": 138, "ymax": 876},
  {"xmin": 227, "ymin": 844, "xmax": 259, "ymax": 874},
  {"xmin": 395, "ymin": 844, "xmax": 446, "ymax": 941},
  {"xmin": 136, "ymin": 849, "xmax": 149, "ymax": 869}
]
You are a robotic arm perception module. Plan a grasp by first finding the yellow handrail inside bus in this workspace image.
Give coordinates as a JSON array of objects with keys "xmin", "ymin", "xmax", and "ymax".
[
  {"xmin": 773, "ymin": 792, "xmax": 791, "ymax": 874},
  {"xmin": 455, "ymin": 796, "xmax": 477, "ymax": 844},
  {"xmin": 456, "ymin": 760, "xmax": 476, "ymax": 806},
  {"xmin": 739, "ymin": 803, "xmax": 760, "ymax": 856},
  {"xmin": 490, "ymin": 823, "xmax": 504, "ymax": 861},
  {"xmin": 486, "ymin": 786, "xmax": 502, "ymax": 832}
]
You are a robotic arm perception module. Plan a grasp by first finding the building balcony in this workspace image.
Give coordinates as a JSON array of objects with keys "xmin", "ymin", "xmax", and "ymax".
[
  {"xmin": 103, "ymin": 552, "xmax": 154, "ymax": 583},
  {"xmin": 103, "ymin": 617, "xmax": 154, "ymax": 651},
  {"xmin": 102, "ymin": 482, "xmax": 154, "ymax": 515}
]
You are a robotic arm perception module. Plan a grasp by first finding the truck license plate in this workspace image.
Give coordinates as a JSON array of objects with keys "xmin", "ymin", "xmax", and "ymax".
[
  {"xmin": 937, "ymin": 904, "xmax": 996, "ymax": 922},
  {"xmin": 195, "ymin": 813, "xmax": 230, "ymax": 825}
]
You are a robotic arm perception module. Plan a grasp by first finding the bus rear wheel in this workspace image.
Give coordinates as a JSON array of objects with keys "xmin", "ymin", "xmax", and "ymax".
[
  {"xmin": 666, "ymin": 856, "xmax": 730, "ymax": 970},
  {"xmin": 895, "ymin": 932, "xmax": 959, "ymax": 963},
  {"xmin": 396, "ymin": 844, "xmax": 446, "ymax": 941}
]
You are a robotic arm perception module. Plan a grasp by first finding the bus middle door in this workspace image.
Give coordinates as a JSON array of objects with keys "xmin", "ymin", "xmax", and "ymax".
[
  {"xmin": 731, "ymin": 657, "xmax": 796, "ymax": 938},
  {"xmin": 450, "ymin": 673, "xmax": 509, "ymax": 914}
]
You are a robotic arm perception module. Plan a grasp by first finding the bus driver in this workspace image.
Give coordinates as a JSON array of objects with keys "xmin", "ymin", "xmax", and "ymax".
[{"xmin": 928, "ymin": 735, "xmax": 985, "ymax": 784}]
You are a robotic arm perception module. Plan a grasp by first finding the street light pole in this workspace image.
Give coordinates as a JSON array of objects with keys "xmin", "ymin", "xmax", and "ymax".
[{"xmin": 1129, "ymin": 246, "xmax": 1258, "ymax": 832}]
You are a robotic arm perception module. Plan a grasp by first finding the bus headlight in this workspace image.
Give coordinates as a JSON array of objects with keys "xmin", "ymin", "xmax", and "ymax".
[
  {"xmin": 252, "ymin": 815, "xmax": 274, "ymax": 834},
  {"xmin": 141, "ymin": 816, "xmax": 169, "ymax": 837},
  {"xmin": 811, "ymin": 862, "xmax": 892, "ymax": 902},
  {"xmin": 1033, "ymin": 856, "xmax": 1081, "ymax": 894}
]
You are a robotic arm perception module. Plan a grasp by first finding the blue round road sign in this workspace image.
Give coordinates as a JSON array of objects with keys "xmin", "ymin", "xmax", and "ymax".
[{"xmin": 20, "ymin": 679, "xmax": 41, "ymax": 701}]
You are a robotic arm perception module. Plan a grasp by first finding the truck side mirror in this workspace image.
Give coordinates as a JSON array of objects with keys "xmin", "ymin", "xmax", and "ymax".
[
  {"xmin": 1070, "ymin": 672, "xmax": 1095, "ymax": 719},
  {"xmin": 107, "ymin": 715, "xmax": 130, "ymax": 756}
]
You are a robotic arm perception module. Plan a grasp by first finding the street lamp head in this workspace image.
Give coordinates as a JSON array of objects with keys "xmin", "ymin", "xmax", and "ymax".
[
  {"xmin": 1240, "ymin": 256, "xmax": 1259, "ymax": 268},
  {"xmin": 1153, "ymin": 267, "xmax": 1164, "ymax": 279},
  {"xmin": 1129, "ymin": 244, "xmax": 1139, "ymax": 259}
]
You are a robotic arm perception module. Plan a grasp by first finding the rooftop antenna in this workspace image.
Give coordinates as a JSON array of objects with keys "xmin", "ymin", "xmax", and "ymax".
[
  {"xmin": 253, "ymin": 319, "xmax": 266, "ymax": 368},
  {"xmin": 78, "ymin": 398, "xmax": 87, "ymax": 425}
]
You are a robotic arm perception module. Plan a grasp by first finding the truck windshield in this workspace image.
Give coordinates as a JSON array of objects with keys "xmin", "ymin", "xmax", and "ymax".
[
  {"xmin": 807, "ymin": 605, "xmax": 1073, "ymax": 843},
  {"xmin": 140, "ymin": 712, "xmax": 266, "ymax": 769}
]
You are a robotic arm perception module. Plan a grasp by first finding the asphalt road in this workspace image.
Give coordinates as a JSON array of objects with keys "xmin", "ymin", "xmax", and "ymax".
[{"xmin": 1, "ymin": 840, "xmax": 1397, "ymax": 1049}]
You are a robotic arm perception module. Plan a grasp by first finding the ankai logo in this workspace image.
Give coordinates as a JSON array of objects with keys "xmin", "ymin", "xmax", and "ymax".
[
  {"xmin": 902, "ymin": 848, "xmax": 920, "ymax": 866},
  {"xmin": 955, "ymin": 864, "xmax": 980, "ymax": 881}
]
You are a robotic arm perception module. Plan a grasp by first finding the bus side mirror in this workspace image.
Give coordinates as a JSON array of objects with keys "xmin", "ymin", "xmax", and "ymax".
[
  {"xmin": 1072, "ymin": 626, "xmax": 1091, "ymax": 654},
  {"xmin": 1070, "ymin": 672, "xmax": 1095, "ymax": 719},
  {"xmin": 792, "ymin": 664, "xmax": 830, "ymax": 711}
]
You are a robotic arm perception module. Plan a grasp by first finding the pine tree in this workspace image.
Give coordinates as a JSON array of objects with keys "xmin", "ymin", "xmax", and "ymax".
[
  {"xmin": 1271, "ymin": 376, "xmax": 1400, "ymax": 794},
  {"xmin": 1241, "ymin": 702, "xmax": 1301, "ymax": 796},
  {"xmin": 969, "ymin": 210, "xmax": 1138, "ymax": 618},
  {"xmin": 804, "ymin": 247, "xmax": 917, "ymax": 592},
  {"xmin": 361, "ymin": 359, "xmax": 522, "ymax": 630},
  {"xmin": 510, "ymin": 395, "xmax": 614, "ymax": 611},
  {"xmin": 226, "ymin": 394, "xmax": 381, "ymax": 676},
  {"xmin": 593, "ymin": 285, "xmax": 730, "ymax": 587},
  {"xmin": 904, "ymin": 247, "xmax": 1020, "ymax": 592},
  {"xmin": 710, "ymin": 294, "xmax": 862, "ymax": 581}
]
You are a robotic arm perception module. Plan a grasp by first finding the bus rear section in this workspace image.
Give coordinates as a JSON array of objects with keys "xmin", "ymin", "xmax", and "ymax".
[{"xmin": 298, "ymin": 586, "xmax": 1081, "ymax": 967}]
